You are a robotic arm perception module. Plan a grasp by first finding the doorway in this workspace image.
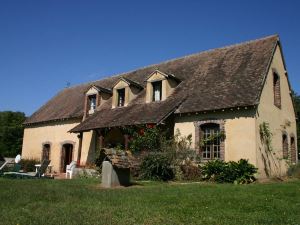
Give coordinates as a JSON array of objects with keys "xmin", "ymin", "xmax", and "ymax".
[
  {"xmin": 42, "ymin": 144, "xmax": 51, "ymax": 161},
  {"xmin": 61, "ymin": 143, "xmax": 73, "ymax": 173}
]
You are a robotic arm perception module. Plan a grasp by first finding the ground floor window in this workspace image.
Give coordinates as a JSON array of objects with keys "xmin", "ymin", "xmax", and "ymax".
[
  {"xmin": 282, "ymin": 134, "xmax": 288, "ymax": 159},
  {"xmin": 201, "ymin": 123, "xmax": 221, "ymax": 160},
  {"xmin": 290, "ymin": 136, "xmax": 296, "ymax": 163}
]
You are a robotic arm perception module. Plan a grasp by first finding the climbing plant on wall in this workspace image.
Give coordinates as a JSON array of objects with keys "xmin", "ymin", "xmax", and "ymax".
[
  {"xmin": 199, "ymin": 131, "xmax": 226, "ymax": 148},
  {"xmin": 259, "ymin": 122, "xmax": 273, "ymax": 152}
]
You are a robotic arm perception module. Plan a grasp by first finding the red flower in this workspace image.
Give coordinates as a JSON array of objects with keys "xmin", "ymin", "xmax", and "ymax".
[
  {"xmin": 139, "ymin": 128, "xmax": 145, "ymax": 135},
  {"xmin": 146, "ymin": 124, "xmax": 155, "ymax": 128}
]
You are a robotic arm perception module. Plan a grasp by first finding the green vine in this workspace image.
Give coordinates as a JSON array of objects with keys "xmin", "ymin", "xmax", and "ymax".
[
  {"xmin": 259, "ymin": 122, "xmax": 273, "ymax": 152},
  {"xmin": 199, "ymin": 131, "xmax": 226, "ymax": 147}
]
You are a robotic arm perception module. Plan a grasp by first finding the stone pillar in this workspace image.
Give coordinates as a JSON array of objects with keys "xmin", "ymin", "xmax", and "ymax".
[
  {"xmin": 97, "ymin": 129, "xmax": 104, "ymax": 150},
  {"xmin": 124, "ymin": 134, "xmax": 129, "ymax": 150},
  {"xmin": 77, "ymin": 132, "xmax": 83, "ymax": 166},
  {"xmin": 101, "ymin": 161, "xmax": 113, "ymax": 188}
]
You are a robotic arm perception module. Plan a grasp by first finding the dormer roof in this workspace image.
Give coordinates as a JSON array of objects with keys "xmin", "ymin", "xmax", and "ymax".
[
  {"xmin": 85, "ymin": 85, "xmax": 112, "ymax": 95},
  {"xmin": 112, "ymin": 77, "xmax": 143, "ymax": 89},
  {"xmin": 146, "ymin": 70, "xmax": 181, "ymax": 82},
  {"xmin": 93, "ymin": 85, "xmax": 112, "ymax": 94}
]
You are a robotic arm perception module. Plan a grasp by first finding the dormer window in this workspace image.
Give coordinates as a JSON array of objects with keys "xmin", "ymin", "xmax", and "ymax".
[
  {"xmin": 117, "ymin": 88, "xmax": 125, "ymax": 107},
  {"xmin": 152, "ymin": 81, "xmax": 162, "ymax": 102},
  {"xmin": 112, "ymin": 77, "xmax": 143, "ymax": 108},
  {"xmin": 89, "ymin": 95, "xmax": 96, "ymax": 111},
  {"xmin": 84, "ymin": 85, "xmax": 112, "ymax": 119},
  {"xmin": 145, "ymin": 70, "xmax": 180, "ymax": 103}
]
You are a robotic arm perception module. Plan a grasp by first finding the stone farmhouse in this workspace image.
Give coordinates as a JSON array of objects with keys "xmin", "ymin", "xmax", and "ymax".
[{"xmin": 22, "ymin": 35, "xmax": 298, "ymax": 178}]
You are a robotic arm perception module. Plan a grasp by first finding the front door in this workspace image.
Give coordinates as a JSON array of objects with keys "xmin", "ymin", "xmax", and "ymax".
[{"xmin": 61, "ymin": 144, "xmax": 73, "ymax": 172}]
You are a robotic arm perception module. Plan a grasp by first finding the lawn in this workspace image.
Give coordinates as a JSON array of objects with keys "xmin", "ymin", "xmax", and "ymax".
[{"xmin": 0, "ymin": 178, "xmax": 299, "ymax": 225}]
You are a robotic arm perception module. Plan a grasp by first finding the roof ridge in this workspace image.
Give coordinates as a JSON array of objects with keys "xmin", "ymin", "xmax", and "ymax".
[
  {"xmin": 65, "ymin": 34, "xmax": 279, "ymax": 90},
  {"xmin": 130, "ymin": 34, "xmax": 279, "ymax": 71}
]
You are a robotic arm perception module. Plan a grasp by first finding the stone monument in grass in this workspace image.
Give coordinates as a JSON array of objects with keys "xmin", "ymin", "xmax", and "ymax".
[{"xmin": 101, "ymin": 149, "xmax": 131, "ymax": 188}]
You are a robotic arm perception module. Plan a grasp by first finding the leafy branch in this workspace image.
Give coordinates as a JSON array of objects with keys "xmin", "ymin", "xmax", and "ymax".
[{"xmin": 199, "ymin": 131, "xmax": 225, "ymax": 148}]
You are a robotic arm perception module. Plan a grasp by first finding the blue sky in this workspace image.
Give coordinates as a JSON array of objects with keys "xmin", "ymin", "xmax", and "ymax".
[{"xmin": 0, "ymin": 0, "xmax": 299, "ymax": 116}]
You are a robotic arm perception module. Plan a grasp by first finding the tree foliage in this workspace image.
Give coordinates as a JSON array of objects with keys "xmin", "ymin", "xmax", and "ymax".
[
  {"xmin": 0, "ymin": 111, "xmax": 26, "ymax": 157},
  {"xmin": 292, "ymin": 90, "xmax": 300, "ymax": 159}
]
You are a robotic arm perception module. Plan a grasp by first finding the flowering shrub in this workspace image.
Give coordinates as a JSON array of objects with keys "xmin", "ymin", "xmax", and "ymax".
[{"xmin": 129, "ymin": 126, "xmax": 161, "ymax": 152}]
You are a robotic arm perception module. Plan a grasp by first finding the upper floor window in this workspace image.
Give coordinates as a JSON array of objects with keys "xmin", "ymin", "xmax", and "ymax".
[
  {"xmin": 112, "ymin": 77, "xmax": 142, "ymax": 108},
  {"xmin": 152, "ymin": 81, "xmax": 162, "ymax": 102},
  {"xmin": 273, "ymin": 72, "xmax": 281, "ymax": 108},
  {"xmin": 89, "ymin": 95, "xmax": 96, "ymax": 111},
  {"xmin": 84, "ymin": 85, "xmax": 113, "ymax": 119},
  {"xmin": 145, "ymin": 70, "xmax": 180, "ymax": 103},
  {"xmin": 117, "ymin": 88, "xmax": 125, "ymax": 107}
]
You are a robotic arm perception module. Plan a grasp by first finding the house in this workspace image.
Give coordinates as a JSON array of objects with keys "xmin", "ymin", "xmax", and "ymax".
[{"xmin": 22, "ymin": 35, "xmax": 298, "ymax": 178}]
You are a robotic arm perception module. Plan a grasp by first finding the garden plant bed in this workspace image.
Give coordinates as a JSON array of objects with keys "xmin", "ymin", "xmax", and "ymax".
[{"xmin": 0, "ymin": 178, "xmax": 299, "ymax": 225}]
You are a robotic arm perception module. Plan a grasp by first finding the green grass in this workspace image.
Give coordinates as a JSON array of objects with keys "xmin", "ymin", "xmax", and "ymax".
[{"xmin": 0, "ymin": 178, "xmax": 299, "ymax": 225}]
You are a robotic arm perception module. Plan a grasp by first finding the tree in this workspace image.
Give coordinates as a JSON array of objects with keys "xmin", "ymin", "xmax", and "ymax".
[
  {"xmin": 0, "ymin": 111, "xmax": 26, "ymax": 157},
  {"xmin": 292, "ymin": 90, "xmax": 300, "ymax": 160}
]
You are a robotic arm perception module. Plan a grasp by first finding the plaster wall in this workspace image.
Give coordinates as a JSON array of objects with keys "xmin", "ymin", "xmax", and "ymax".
[
  {"xmin": 22, "ymin": 119, "xmax": 81, "ymax": 173},
  {"xmin": 174, "ymin": 109, "xmax": 257, "ymax": 165},
  {"xmin": 22, "ymin": 119, "xmax": 97, "ymax": 172},
  {"xmin": 255, "ymin": 45, "xmax": 297, "ymax": 178},
  {"xmin": 86, "ymin": 87, "xmax": 98, "ymax": 95}
]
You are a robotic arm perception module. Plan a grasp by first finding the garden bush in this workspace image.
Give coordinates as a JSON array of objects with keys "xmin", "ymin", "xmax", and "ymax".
[
  {"xmin": 140, "ymin": 153, "xmax": 174, "ymax": 181},
  {"xmin": 201, "ymin": 159, "xmax": 257, "ymax": 184},
  {"xmin": 20, "ymin": 159, "xmax": 40, "ymax": 172},
  {"xmin": 131, "ymin": 128, "xmax": 201, "ymax": 181},
  {"xmin": 180, "ymin": 163, "xmax": 202, "ymax": 181},
  {"xmin": 287, "ymin": 163, "xmax": 300, "ymax": 179}
]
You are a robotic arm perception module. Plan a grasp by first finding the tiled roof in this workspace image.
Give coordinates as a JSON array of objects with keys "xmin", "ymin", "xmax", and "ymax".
[{"xmin": 25, "ymin": 35, "xmax": 279, "ymax": 130}]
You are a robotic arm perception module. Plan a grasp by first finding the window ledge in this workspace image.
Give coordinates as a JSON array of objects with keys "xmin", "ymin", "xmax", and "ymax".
[{"xmin": 274, "ymin": 104, "xmax": 281, "ymax": 109}]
